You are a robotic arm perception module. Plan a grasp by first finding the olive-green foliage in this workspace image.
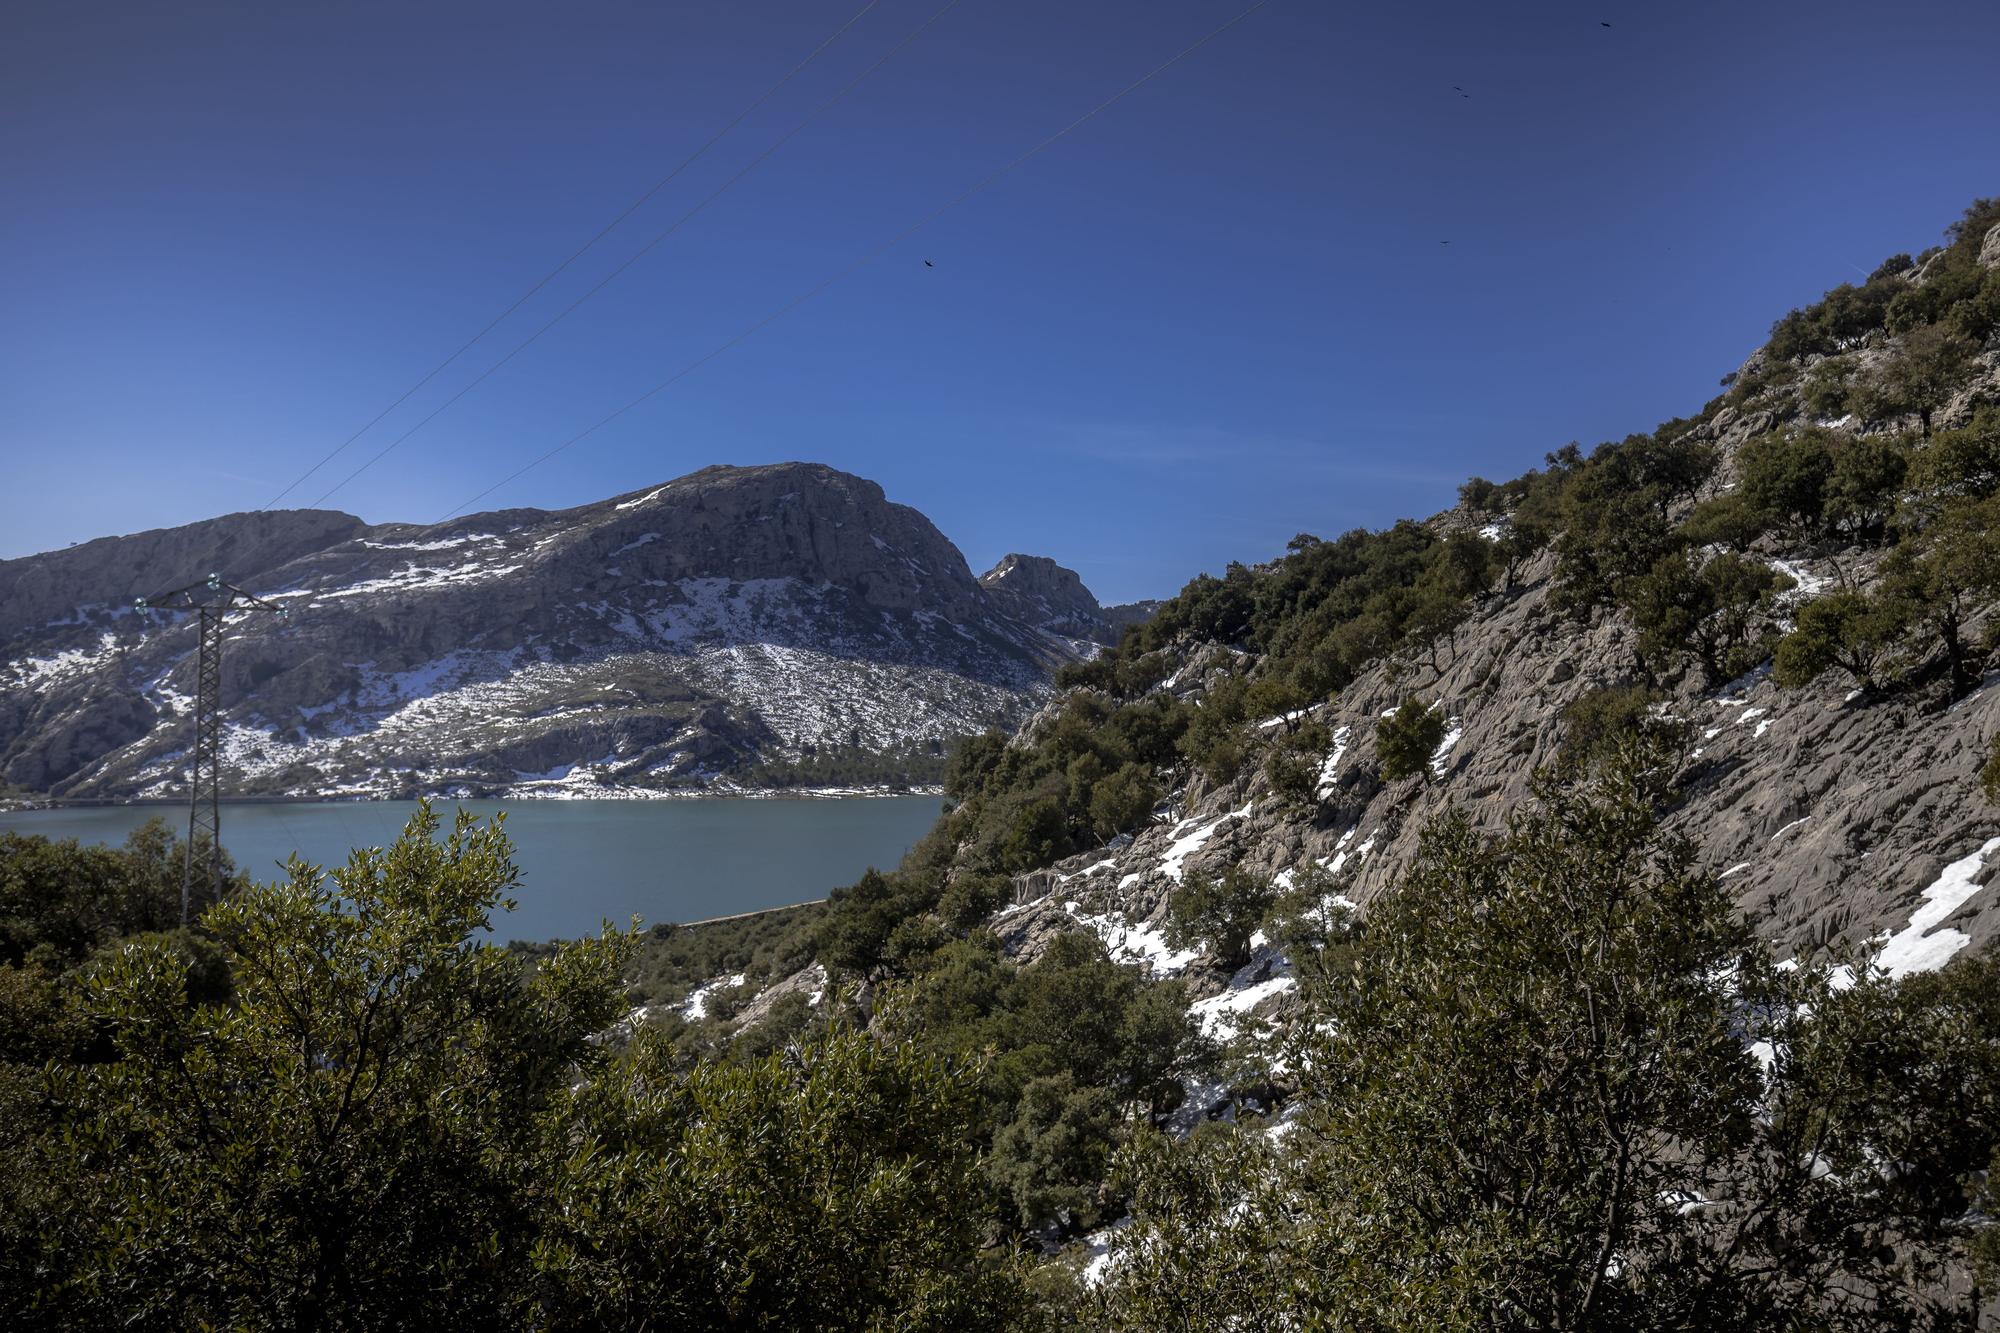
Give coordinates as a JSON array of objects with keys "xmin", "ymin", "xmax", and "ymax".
[
  {"xmin": 1766, "ymin": 198, "xmax": 2000, "ymax": 366},
  {"xmin": 987, "ymin": 1072, "xmax": 1119, "ymax": 1232},
  {"xmin": 1679, "ymin": 492, "xmax": 1767, "ymax": 552},
  {"xmin": 895, "ymin": 932, "xmax": 1210, "ymax": 1230},
  {"xmin": 1164, "ymin": 865, "xmax": 1277, "ymax": 972},
  {"xmin": 1906, "ymin": 404, "xmax": 2000, "ymax": 518},
  {"xmin": 1262, "ymin": 862, "xmax": 1359, "ymax": 992},
  {"xmin": 1774, "ymin": 479, "xmax": 2000, "ymax": 702},
  {"xmin": 1884, "ymin": 199, "xmax": 2000, "ymax": 341},
  {"xmin": 1729, "ymin": 427, "xmax": 1908, "ymax": 546},
  {"xmin": 1862, "ymin": 322, "xmax": 1977, "ymax": 438},
  {"xmin": 1765, "ymin": 272, "xmax": 1905, "ymax": 362},
  {"xmin": 736, "ymin": 739, "xmax": 947, "ymax": 790},
  {"xmin": 1559, "ymin": 683, "xmax": 1678, "ymax": 769},
  {"xmin": 1771, "ymin": 590, "xmax": 1901, "ymax": 691},
  {"xmin": 1738, "ymin": 428, "xmax": 1835, "ymax": 533},
  {"xmin": 4, "ymin": 807, "xmax": 1037, "ymax": 1331},
  {"xmin": 12, "ymin": 804, "xmax": 634, "ymax": 1330},
  {"xmin": 1623, "ymin": 549, "xmax": 1789, "ymax": 685},
  {"xmin": 817, "ymin": 867, "xmax": 935, "ymax": 980},
  {"xmin": 1263, "ymin": 718, "xmax": 1331, "ymax": 810},
  {"xmin": 1550, "ymin": 429, "xmax": 1715, "ymax": 615},
  {"xmin": 1086, "ymin": 1122, "xmax": 1289, "ymax": 1332},
  {"xmin": 537, "ymin": 1020, "xmax": 1031, "ymax": 1331},
  {"xmin": 1874, "ymin": 495, "xmax": 2000, "ymax": 698},
  {"xmin": 603, "ymin": 899, "xmax": 826, "ymax": 1007},
  {"xmin": 1097, "ymin": 749, "xmax": 2000, "ymax": 1329},
  {"xmin": 1458, "ymin": 476, "xmax": 1502, "ymax": 512},
  {"xmin": 0, "ymin": 817, "xmax": 241, "ymax": 967},
  {"xmin": 1375, "ymin": 695, "xmax": 1446, "ymax": 782},
  {"xmin": 1799, "ymin": 354, "xmax": 1860, "ymax": 419}
]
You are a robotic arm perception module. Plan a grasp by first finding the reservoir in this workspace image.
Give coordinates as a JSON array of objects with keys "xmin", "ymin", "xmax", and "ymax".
[{"xmin": 0, "ymin": 797, "xmax": 943, "ymax": 944}]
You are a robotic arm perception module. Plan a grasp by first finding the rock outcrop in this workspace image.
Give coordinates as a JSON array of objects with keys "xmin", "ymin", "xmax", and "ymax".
[
  {"xmin": 0, "ymin": 463, "xmax": 1106, "ymax": 799},
  {"xmin": 978, "ymin": 553, "xmax": 1118, "ymax": 644}
]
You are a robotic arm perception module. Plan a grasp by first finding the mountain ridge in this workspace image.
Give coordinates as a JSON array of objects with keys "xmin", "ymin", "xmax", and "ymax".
[{"xmin": 0, "ymin": 462, "xmax": 1123, "ymax": 801}]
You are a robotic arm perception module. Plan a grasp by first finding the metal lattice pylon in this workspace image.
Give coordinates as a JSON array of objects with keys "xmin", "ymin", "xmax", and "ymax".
[{"xmin": 135, "ymin": 574, "xmax": 290, "ymax": 924}]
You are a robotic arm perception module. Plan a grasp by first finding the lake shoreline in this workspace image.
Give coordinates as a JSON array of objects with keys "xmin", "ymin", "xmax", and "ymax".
[
  {"xmin": 0, "ymin": 783, "xmax": 945, "ymax": 813},
  {"xmin": 0, "ymin": 795, "xmax": 942, "ymax": 943}
]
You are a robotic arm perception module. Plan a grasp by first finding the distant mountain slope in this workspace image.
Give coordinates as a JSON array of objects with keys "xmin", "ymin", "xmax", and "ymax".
[{"xmin": 0, "ymin": 463, "xmax": 1105, "ymax": 799}]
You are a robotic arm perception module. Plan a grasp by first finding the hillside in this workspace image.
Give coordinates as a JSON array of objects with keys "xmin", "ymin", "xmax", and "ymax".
[
  {"xmin": 0, "ymin": 463, "xmax": 1119, "ymax": 800},
  {"xmin": 631, "ymin": 198, "xmax": 2000, "ymax": 1309}
]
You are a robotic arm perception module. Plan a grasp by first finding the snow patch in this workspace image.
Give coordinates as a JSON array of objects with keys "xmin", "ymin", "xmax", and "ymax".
[
  {"xmin": 680, "ymin": 973, "xmax": 747, "ymax": 1020},
  {"xmin": 1875, "ymin": 837, "xmax": 2000, "ymax": 979}
]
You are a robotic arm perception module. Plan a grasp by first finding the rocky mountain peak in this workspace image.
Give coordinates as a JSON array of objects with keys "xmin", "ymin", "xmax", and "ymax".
[
  {"xmin": 571, "ymin": 462, "xmax": 989, "ymax": 619},
  {"xmin": 0, "ymin": 462, "xmax": 1097, "ymax": 799},
  {"xmin": 978, "ymin": 553, "xmax": 1113, "ymax": 643}
]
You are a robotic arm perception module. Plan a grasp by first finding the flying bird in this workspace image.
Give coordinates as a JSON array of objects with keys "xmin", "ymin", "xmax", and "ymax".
[
  {"xmin": 1601, "ymin": 20, "xmax": 1611, "ymax": 26},
  {"xmin": 923, "ymin": 259, "xmax": 934, "ymax": 268}
]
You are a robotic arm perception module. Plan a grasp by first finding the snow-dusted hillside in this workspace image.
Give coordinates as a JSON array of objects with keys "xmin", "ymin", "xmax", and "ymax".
[{"xmin": 0, "ymin": 463, "xmax": 1115, "ymax": 800}]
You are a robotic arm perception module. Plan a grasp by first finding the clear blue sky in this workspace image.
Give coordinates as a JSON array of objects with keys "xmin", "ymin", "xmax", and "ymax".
[{"xmin": 3, "ymin": 0, "xmax": 1997, "ymax": 603}]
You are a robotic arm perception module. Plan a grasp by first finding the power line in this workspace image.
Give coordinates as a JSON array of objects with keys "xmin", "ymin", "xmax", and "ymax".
[
  {"xmin": 306, "ymin": 0, "xmax": 966, "ymax": 511},
  {"xmin": 437, "ymin": 0, "xmax": 1275, "ymax": 523},
  {"xmin": 256, "ymin": 0, "xmax": 885, "ymax": 513}
]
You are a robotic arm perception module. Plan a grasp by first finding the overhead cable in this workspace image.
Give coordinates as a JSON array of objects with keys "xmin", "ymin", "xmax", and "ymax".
[
  {"xmin": 257, "ymin": 0, "xmax": 884, "ymax": 511},
  {"xmin": 436, "ymin": 0, "xmax": 1274, "ymax": 522}
]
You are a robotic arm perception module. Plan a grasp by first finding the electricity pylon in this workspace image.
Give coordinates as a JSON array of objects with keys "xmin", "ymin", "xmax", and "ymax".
[{"xmin": 135, "ymin": 574, "xmax": 290, "ymax": 924}]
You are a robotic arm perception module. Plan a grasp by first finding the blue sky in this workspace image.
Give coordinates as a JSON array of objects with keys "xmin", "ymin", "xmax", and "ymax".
[{"xmin": 3, "ymin": 0, "xmax": 1997, "ymax": 603}]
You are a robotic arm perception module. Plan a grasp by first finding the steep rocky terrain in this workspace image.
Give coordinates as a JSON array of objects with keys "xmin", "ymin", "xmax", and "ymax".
[
  {"xmin": 992, "ymin": 222, "xmax": 2000, "ymax": 1016},
  {"xmin": 681, "ymin": 209, "xmax": 2000, "ymax": 1142},
  {"xmin": 0, "ymin": 463, "xmax": 1115, "ymax": 800}
]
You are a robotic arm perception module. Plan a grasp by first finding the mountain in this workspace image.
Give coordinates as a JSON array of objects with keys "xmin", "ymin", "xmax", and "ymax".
[
  {"xmin": 695, "ymin": 201, "xmax": 2000, "ymax": 1141},
  {"xmin": 972, "ymin": 209, "xmax": 2000, "ymax": 986},
  {"xmin": 0, "ymin": 463, "xmax": 1119, "ymax": 800},
  {"xmin": 978, "ymin": 553, "xmax": 1118, "ymax": 644}
]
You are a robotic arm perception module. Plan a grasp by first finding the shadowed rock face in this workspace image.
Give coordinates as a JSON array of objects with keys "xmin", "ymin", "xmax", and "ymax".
[
  {"xmin": 978, "ymin": 553, "xmax": 1117, "ymax": 644},
  {"xmin": 0, "ymin": 463, "xmax": 1104, "ymax": 799}
]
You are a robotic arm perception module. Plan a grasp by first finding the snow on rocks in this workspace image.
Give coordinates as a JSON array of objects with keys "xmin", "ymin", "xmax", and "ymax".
[
  {"xmin": 1769, "ymin": 817, "xmax": 1812, "ymax": 844},
  {"xmin": 1429, "ymin": 717, "xmax": 1465, "ymax": 778},
  {"xmin": 1874, "ymin": 837, "xmax": 2000, "ymax": 979},
  {"xmin": 1058, "ymin": 858, "xmax": 1121, "ymax": 885},
  {"xmin": 1157, "ymin": 801, "xmax": 1254, "ymax": 883},
  {"xmin": 1314, "ymin": 725, "xmax": 1352, "ymax": 799},
  {"xmin": 680, "ymin": 973, "xmax": 747, "ymax": 1020},
  {"xmin": 1077, "ymin": 1217, "xmax": 1133, "ymax": 1286},
  {"xmin": 1065, "ymin": 902, "xmax": 1200, "ymax": 977},
  {"xmin": 1188, "ymin": 937, "xmax": 1297, "ymax": 1043}
]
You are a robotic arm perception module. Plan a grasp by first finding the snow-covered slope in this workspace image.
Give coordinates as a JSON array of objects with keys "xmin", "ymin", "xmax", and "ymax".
[{"xmin": 0, "ymin": 463, "xmax": 1099, "ymax": 799}]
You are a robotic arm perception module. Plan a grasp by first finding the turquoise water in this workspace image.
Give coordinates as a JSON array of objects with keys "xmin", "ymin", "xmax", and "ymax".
[{"xmin": 0, "ymin": 797, "xmax": 942, "ymax": 943}]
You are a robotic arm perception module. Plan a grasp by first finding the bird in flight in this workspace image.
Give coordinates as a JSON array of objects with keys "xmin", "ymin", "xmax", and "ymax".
[
  {"xmin": 1453, "ymin": 84, "xmax": 1470, "ymax": 97},
  {"xmin": 923, "ymin": 259, "xmax": 934, "ymax": 268},
  {"xmin": 1601, "ymin": 20, "xmax": 1612, "ymax": 26}
]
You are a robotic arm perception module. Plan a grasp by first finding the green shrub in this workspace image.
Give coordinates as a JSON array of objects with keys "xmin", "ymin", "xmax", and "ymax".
[
  {"xmin": 1773, "ymin": 590, "xmax": 1901, "ymax": 691},
  {"xmin": 1165, "ymin": 866, "xmax": 1277, "ymax": 972},
  {"xmin": 1558, "ymin": 684, "xmax": 1682, "ymax": 770},
  {"xmin": 1376, "ymin": 696, "xmax": 1446, "ymax": 782},
  {"xmin": 1738, "ymin": 429, "xmax": 1836, "ymax": 534},
  {"xmin": 1863, "ymin": 323, "xmax": 1976, "ymax": 437},
  {"xmin": 1624, "ymin": 550, "xmax": 1789, "ymax": 685},
  {"xmin": 1679, "ymin": 492, "xmax": 1770, "ymax": 551}
]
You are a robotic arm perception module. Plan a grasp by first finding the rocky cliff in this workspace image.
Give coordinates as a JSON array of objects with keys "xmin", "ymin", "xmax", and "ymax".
[
  {"xmin": 994, "ymin": 220, "xmax": 2000, "ymax": 1000},
  {"xmin": 0, "ymin": 463, "xmax": 1106, "ymax": 799},
  {"xmin": 978, "ymin": 553, "xmax": 1119, "ymax": 645}
]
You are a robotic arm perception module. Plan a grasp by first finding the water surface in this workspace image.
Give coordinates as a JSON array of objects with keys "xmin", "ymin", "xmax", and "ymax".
[{"xmin": 0, "ymin": 798, "xmax": 942, "ymax": 943}]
